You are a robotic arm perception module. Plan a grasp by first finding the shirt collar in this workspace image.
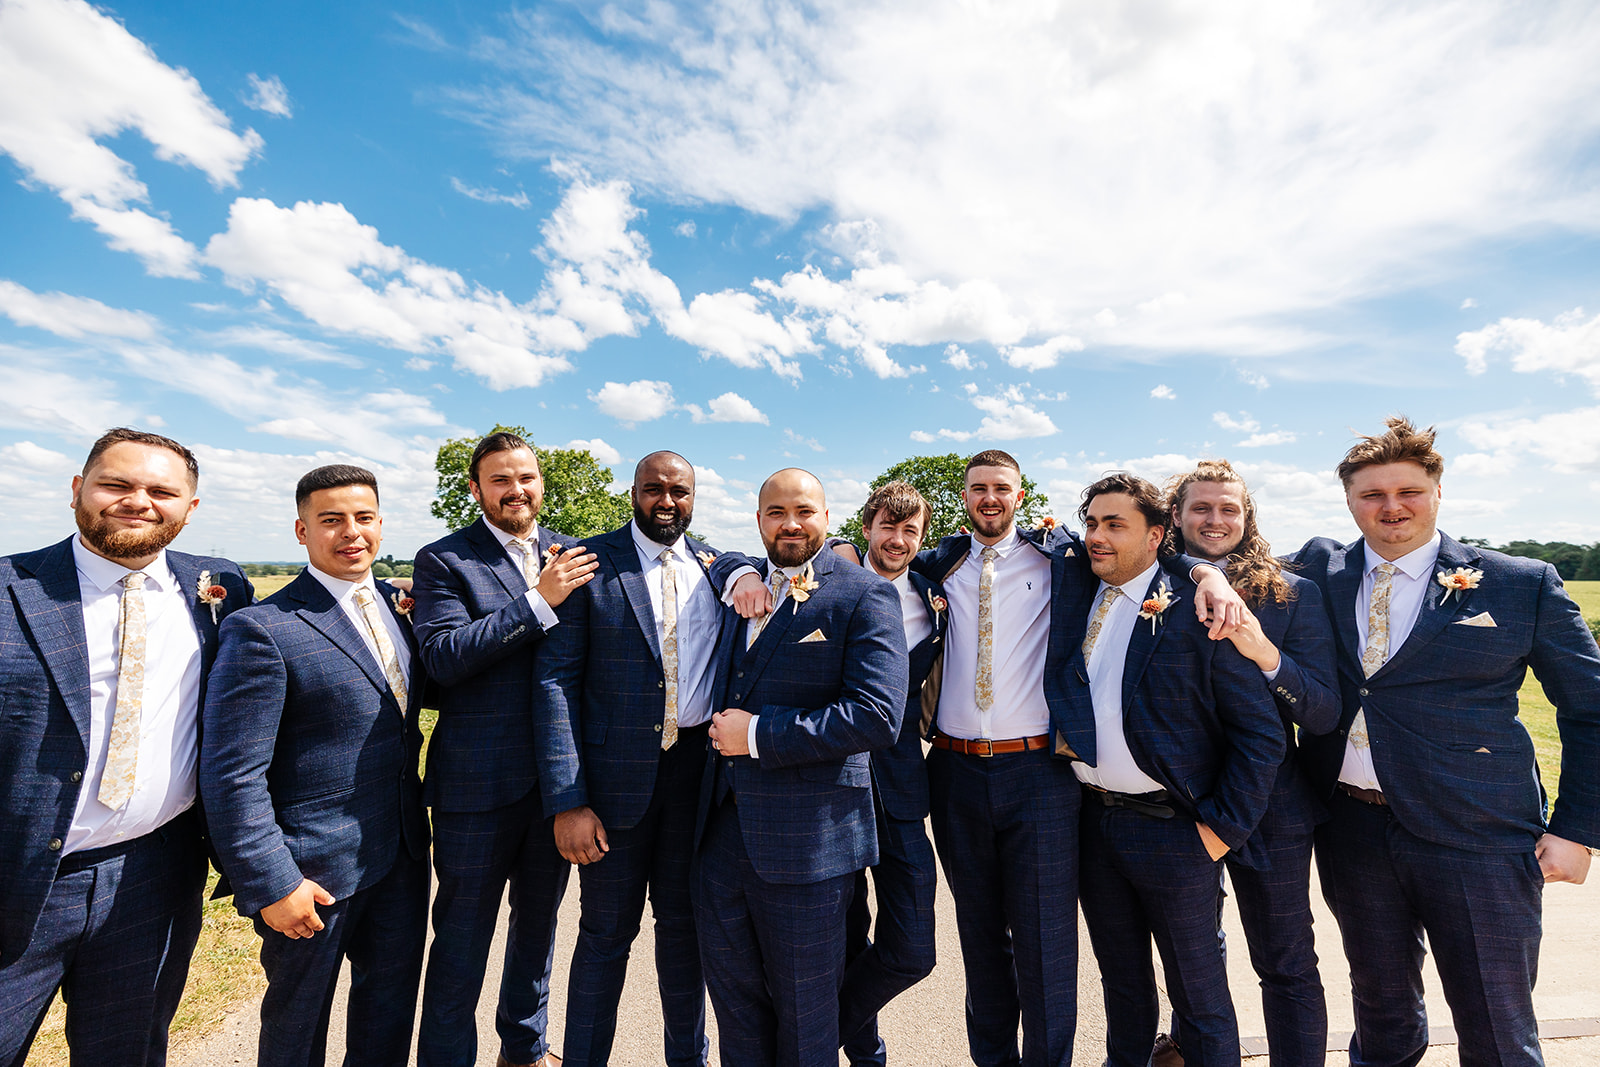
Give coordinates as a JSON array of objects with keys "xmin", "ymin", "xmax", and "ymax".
[
  {"xmin": 72, "ymin": 536, "xmax": 175, "ymax": 593},
  {"xmin": 771, "ymin": 549, "xmax": 824, "ymax": 579},
  {"xmin": 630, "ymin": 519, "xmax": 688, "ymax": 563},
  {"xmin": 306, "ymin": 563, "xmax": 378, "ymax": 606},
  {"xmin": 1363, "ymin": 530, "xmax": 1442, "ymax": 582},
  {"xmin": 481, "ymin": 516, "xmax": 538, "ymax": 551},
  {"xmin": 1097, "ymin": 559, "xmax": 1162, "ymax": 602},
  {"xmin": 968, "ymin": 527, "xmax": 1020, "ymax": 561}
]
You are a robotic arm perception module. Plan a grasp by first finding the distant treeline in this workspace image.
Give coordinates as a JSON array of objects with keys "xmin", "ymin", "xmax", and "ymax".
[
  {"xmin": 1463, "ymin": 540, "xmax": 1600, "ymax": 581},
  {"xmin": 243, "ymin": 555, "xmax": 414, "ymax": 578}
]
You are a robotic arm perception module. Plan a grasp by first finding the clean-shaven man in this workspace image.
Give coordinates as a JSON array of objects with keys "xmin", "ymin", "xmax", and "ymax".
[
  {"xmin": 0, "ymin": 428, "xmax": 250, "ymax": 1067},
  {"xmin": 202, "ymin": 465, "xmax": 429, "ymax": 1067},
  {"xmin": 533, "ymin": 451, "xmax": 720, "ymax": 1066},
  {"xmin": 1290, "ymin": 418, "xmax": 1599, "ymax": 1067},
  {"xmin": 411, "ymin": 431, "xmax": 597, "ymax": 1067}
]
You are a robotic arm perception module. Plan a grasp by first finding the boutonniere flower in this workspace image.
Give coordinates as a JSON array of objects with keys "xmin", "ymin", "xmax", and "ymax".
[
  {"xmin": 697, "ymin": 550, "xmax": 717, "ymax": 567},
  {"xmin": 391, "ymin": 591, "xmax": 415, "ymax": 617},
  {"xmin": 1436, "ymin": 566, "xmax": 1483, "ymax": 602},
  {"xmin": 1035, "ymin": 515, "xmax": 1057, "ymax": 531},
  {"xmin": 786, "ymin": 563, "xmax": 820, "ymax": 612},
  {"xmin": 543, "ymin": 542, "xmax": 563, "ymax": 562},
  {"xmin": 928, "ymin": 592, "xmax": 948, "ymax": 615},
  {"xmin": 1138, "ymin": 582, "xmax": 1180, "ymax": 633},
  {"xmin": 195, "ymin": 570, "xmax": 228, "ymax": 623}
]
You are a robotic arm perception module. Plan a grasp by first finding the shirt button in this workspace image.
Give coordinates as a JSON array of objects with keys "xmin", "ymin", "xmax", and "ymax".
[
  {"xmin": 70, "ymin": 771, "xmax": 83, "ymax": 783},
  {"xmin": 48, "ymin": 838, "xmax": 63, "ymax": 851}
]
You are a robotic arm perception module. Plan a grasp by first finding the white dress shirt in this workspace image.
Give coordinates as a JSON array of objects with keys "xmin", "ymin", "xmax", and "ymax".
[
  {"xmin": 306, "ymin": 565, "xmax": 413, "ymax": 692},
  {"xmin": 937, "ymin": 529, "xmax": 1053, "ymax": 740},
  {"xmin": 630, "ymin": 521, "xmax": 721, "ymax": 728},
  {"xmin": 1072, "ymin": 561, "xmax": 1168, "ymax": 795},
  {"xmin": 67, "ymin": 538, "xmax": 203, "ymax": 853},
  {"xmin": 480, "ymin": 518, "xmax": 560, "ymax": 631},
  {"xmin": 1339, "ymin": 531, "xmax": 1442, "ymax": 791}
]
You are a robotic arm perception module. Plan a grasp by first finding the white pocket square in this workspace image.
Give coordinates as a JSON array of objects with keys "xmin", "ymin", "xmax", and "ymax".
[
  {"xmin": 1454, "ymin": 612, "xmax": 1497, "ymax": 628},
  {"xmin": 798, "ymin": 628, "xmax": 828, "ymax": 644}
]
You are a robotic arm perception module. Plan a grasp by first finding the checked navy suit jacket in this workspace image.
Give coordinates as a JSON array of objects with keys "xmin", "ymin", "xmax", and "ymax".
[
  {"xmin": 1291, "ymin": 532, "xmax": 1600, "ymax": 853},
  {"xmin": 412, "ymin": 518, "xmax": 579, "ymax": 813},
  {"xmin": 698, "ymin": 549, "xmax": 909, "ymax": 884},
  {"xmin": 200, "ymin": 571, "xmax": 429, "ymax": 916},
  {"xmin": 1046, "ymin": 567, "xmax": 1286, "ymax": 867},
  {"xmin": 876, "ymin": 568, "xmax": 947, "ymax": 822},
  {"xmin": 0, "ymin": 537, "xmax": 251, "ymax": 963},
  {"xmin": 533, "ymin": 524, "xmax": 725, "ymax": 828}
]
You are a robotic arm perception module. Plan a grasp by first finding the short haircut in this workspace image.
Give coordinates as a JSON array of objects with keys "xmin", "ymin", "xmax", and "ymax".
[
  {"xmin": 469, "ymin": 431, "xmax": 536, "ymax": 485},
  {"xmin": 1336, "ymin": 416, "xmax": 1444, "ymax": 486},
  {"xmin": 861, "ymin": 481, "xmax": 930, "ymax": 531},
  {"xmin": 1078, "ymin": 471, "xmax": 1166, "ymax": 530},
  {"xmin": 84, "ymin": 427, "xmax": 199, "ymax": 488},
  {"xmin": 965, "ymin": 449, "xmax": 1021, "ymax": 478},
  {"xmin": 295, "ymin": 464, "xmax": 379, "ymax": 508}
]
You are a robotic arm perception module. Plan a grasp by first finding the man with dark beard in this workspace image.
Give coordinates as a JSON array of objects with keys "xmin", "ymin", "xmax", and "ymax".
[
  {"xmin": 532, "ymin": 451, "xmax": 722, "ymax": 1067},
  {"xmin": 0, "ymin": 428, "xmax": 251, "ymax": 1067}
]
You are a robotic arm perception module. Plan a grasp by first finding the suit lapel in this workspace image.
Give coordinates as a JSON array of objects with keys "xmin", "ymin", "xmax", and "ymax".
[
  {"xmin": 13, "ymin": 538, "xmax": 93, "ymax": 747},
  {"xmin": 740, "ymin": 552, "xmax": 829, "ymax": 683},
  {"xmin": 288, "ymin": 573, "xmax": 396, "ymax": 707},
  {"xmin": 166, "ymin": 552, "xmax": 220, "ymax": 667},
  {"xmin": 1119, "ymin": 573, "xmax": 1167, "ymax": 711},
  {"xmin": 466, "ymin": 518, "xmax": 529, "ymax": 597},
  {"xmin": 611, "ymin": 528, "xmax": 662, "ymax": 664},
  {"xmin": 376, "ymin": 579, "xmax": 424, "ymax": 717},
  {"xmin": 1326, "ymin": 540, "xmax": 1366, "ymax": 670},
  {"xmin": 1379, "ymin": 534, "xmax": 1473, "ymax": 678},
  {"xmin": 907, "ymin": 570, "xmax": 944, "ymax": 650}
]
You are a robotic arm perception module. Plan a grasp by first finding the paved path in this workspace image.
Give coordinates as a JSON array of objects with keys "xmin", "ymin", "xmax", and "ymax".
[{"xmin": 173, "ymin": 846, "xmax": 1599, "ymax": 1065}]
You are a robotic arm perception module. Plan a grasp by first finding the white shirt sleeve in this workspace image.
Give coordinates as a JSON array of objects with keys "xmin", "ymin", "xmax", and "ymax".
[
  {"xmin": 746, "ymin": 714, "xmax": 761, "ymax": 759},
  {"xmin": 524, "ymin": 588, "xmax": 559, "ymax": 629}
]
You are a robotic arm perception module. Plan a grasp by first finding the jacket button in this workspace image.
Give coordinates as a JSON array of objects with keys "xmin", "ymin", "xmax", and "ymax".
[
  {"xmin": 70, "ymin": 771, "xmax": 83, "ymax": 783},
  {"xmin": 1359, "ymin": 687, "xmax": 1369, "ymax": 697},
  {"xmin": 737, "ymin": 671, "xmax": 744, "ymax": 678},
  {"xmin": 653, "ymin": 723, "xmax": 662, "ymax": 732},
  {"xmin": 48, "ymin": 838, "xmax": 62, "ymax": 851},
  {"xmin": 658, "ymin": 681, "xmax": 664, "ymax": 688}
]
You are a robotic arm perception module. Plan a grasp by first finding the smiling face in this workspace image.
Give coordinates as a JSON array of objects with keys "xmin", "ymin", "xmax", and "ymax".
[
  {"xmin": 865, "ymin": 507, "xmax": 926, "ymax": 581},
  {"xmin": 757, "ymin": 469, "xmax": 829, "ymax": 568},
  {"xmin": 1084, "ymin": 491, "xmax": 1165, "ymax": 587},
  {"xmin": 632, "ymin": 453, "xmax": 696, "ymax": 545},
  {"xmin": 471, "ymin": 446, "xmax": 543, "ymax": 538},
  {"xmin": 962, "ymin": 464, "xmax": 1025, "ymax": 544},
  {"xmin": 296, "ymin": 483, "xmax": 383, "ymax": 581},
  {"xmin": 71, "ymin": 442, "xmax": 199, "ymax": 567},
  {"xmin": 1175, "ymin": 480, "xmax": 1247, "ymax": 562},
  {"xmin": 1344, "ymin": 461, "xmax": 1442, "ymax": 561}
]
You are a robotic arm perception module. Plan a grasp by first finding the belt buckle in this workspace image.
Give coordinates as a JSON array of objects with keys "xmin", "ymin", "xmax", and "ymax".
[{"xmin": 972, "ymin": 738, "xmax": 995, "ymax": 757}]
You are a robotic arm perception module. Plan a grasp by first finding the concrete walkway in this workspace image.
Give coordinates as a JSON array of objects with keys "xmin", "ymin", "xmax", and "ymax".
[{"xmin": 172, "ymin": 849, "xmax": 1599, "ymax": 1066}]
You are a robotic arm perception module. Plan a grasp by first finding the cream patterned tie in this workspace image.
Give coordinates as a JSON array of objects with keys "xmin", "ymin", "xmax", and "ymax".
[
  {"xmin": 99, "ymin": 571, "xmax": 147, "ymax": 809},
  {"xmin": 659, "ymin": 549, "xmax": 679, "ymax": 750},
  {"xmin": 1349, "ymin": 562, "xmax": 1398, "ymax": 751},
  {"xmin": 353, "ymin": 586, "xmax": 409, "ymax": 712},
  {"xmin": 1081, "ymin": 586, "xmax": 1125, "ymax": 667},
  {"xmin": 509, "ymin": 536, "xmax": 541, "ymax": 588},
  {"xmin": 975, "ymin": 546, "xmax": 998, "ymax": 712},
  {"xmin": 747, "ymin": 570, "xmax": 788, "ymax": 649}
]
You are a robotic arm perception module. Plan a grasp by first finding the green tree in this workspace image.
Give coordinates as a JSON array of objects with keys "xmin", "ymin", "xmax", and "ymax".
[
  {"xmin": 432, "ymin": 424, "xmax": 631, "ymax": 538},
  {"xmin": 833, "ymin": 453, "xmax": 1051, "ymax": 546}
]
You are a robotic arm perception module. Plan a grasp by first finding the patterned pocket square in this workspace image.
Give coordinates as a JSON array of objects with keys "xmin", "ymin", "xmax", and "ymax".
[
  {"xmin": 798, "ymin": 628, "xmax": 828, "ymax": 643},
  {"xmin": 1454, "ymin": 612, "xmax": 1497, "ymax": 628}
]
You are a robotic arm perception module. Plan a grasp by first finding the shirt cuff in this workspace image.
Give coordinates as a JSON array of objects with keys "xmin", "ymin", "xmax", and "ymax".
[
  {"xmin": 1261, "ymin": 662, "xmax": 1282, "ymax": 682},
  {"xmin": 746, "ymin": 715, "xmax": 761, "ymax": 759},
  {"xmin": 1187, "ymin": 561, "xmax": 1224, "ymax": 578},
  {"xmin": 721, "ymin": 566, "xmax": 760, "ymax": 604},
  {"xmin": 525, "ymin": 588, "xmax": 558, "ymax": 629}
]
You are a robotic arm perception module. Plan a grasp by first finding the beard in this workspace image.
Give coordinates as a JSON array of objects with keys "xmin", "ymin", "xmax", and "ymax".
[
  {"xmin": 765, "ymin": 529, "xmax": 824, "ymax": 568},
  {"xmin": 76, "ymin": 504, "xmax": 186, "ymax": 561},
  {"xmin": 482, "ymin": 493, "xmax": 537, "ymax": 537},
  {"xmin": 634, "ymin": 499, "xmax": 693, "ymax": 545},
  {"xmin": 967, "ymin": 506, "xmax": 1013, "ymax": 539}
]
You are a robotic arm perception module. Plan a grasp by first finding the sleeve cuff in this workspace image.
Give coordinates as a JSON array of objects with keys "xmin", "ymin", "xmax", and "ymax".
[
  {"xmin": 722, "ymin": 566, "xmax": 760, "ymax": 605},
  {"xmin": 1261, "ymin": 661, "xmax": 1282, "ymax": 681},
  {"xmin": 746, "ymin": 714, "xmax": 761, "ymax": 759},
  {"xmin": 526, "ymin": 589, "xmax": 558, "ymax": 629}
]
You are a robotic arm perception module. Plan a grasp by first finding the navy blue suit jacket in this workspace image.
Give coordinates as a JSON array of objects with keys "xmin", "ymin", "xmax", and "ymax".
[
  {"xmin": 412, "ymin": 518, "xmax": 579, "ymax": 813},
  {"xmin": 0, "ymin": 537, "xmax": 250, "ymax": 962},
  {"xmin": 698, "ymin": 549, "xmax": 909, "ymax": 884},
  {"xmin": 1291, "ymin": 533, "xmax": 1600, "ymax": 853},
  {"xmin": 875, "ymin": 569, "xmax": 946, "ymax": 822},
  {"xmin": 1047, "ymin": 569, "xmax": 1286, "ymax": 867},
  {"xmin": 200, "ymin": 571, "xmax": 429, "ymax": 916},
  {"xmin": 533, "ymin": 524, "xmax": 724, "ymax": 828}
]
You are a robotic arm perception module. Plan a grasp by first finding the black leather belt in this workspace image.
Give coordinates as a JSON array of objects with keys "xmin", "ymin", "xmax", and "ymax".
[
  {"xmin": 1338, "ymin": 782, "xmax": 1388, "ymax": 806},
  {"xmin": 1082, "ymin": 783, "xmax": 1175, "ymax": 819}
]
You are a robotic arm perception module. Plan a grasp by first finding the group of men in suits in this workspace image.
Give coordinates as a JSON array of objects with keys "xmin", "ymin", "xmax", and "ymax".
[{"xmin": 1, "ymin": 418, "xmax": 1596, "ymax": 1067}]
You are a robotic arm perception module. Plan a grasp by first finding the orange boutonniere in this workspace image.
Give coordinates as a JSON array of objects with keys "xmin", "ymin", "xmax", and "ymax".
[
  {"xmin": 1035, "ymin": 515, "xmax": 1057, "ymax": 530},
  {"xmin": 1138, "ymin": 583, "xmax": 1179, "ymax": 634},
  {"xmin": 786, "ymin": 562, "xmax": 820, "ymax": 612},
  {"xmin": 1436, "ymin": 566, "xmax": 1483, "ymax": 602},
  {"xmin": 697, "ymin": 550, "xmax": 717, "ymax": 567},
  {"xmin": 196, "ymin": 571, "xmax": 228, "ymax": 623},
  {"xmin": 391, "ymin": 591, "xmax": 415, "ymax": 617}
]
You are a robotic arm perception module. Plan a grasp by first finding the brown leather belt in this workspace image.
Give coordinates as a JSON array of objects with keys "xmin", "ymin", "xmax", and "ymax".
[
  {"xmin": 929, "ymin": 734, "xmax": 1049, "ymax": 757},
  {"xmin": 1338, "ymin": 782, "xmax": 1389, "ymax": 806}
]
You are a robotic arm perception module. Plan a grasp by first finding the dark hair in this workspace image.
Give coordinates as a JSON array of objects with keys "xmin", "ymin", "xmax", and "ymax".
[
  {"xmin": 84, "ymin": 427, "xmax": 199, "ymax": 488},
  {"xmin": 295, "ymin": 464, "xmax": 379, "ymax": 508},
  {"xmin": 861, "ymin": 481, "xmax": 931, "ymax": 531},
  {"xmin": 1336, "ymin": 416, "xmax": 1444, "ymax": 486},
  {"xmin": 469, "ymin": 431, "xmax": 537, "ymax": 485},
  {"xmin": 965, "ymin": 449, "xmax": 1021, "ymax": 479},
  {"xmin": 1164, "ymin": 460, "xmax": 1294, "ymax": 606},
  {"xmin": 1078, "ymin": 472, "xmax": 1166, "ymax": 531}
]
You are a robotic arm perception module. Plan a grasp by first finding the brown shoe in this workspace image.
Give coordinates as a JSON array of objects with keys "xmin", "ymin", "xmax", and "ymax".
[
  {"xmin": 1151, "ymin": 1033, "xmax": 1185, "ymax": 1067},
  {"xmin": 496, "ymin": 1054, "xmax": 562, "ymax": 1067}
]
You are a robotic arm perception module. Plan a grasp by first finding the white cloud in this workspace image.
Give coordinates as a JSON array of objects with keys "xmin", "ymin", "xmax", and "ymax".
[
  {"xmin": 1460, "ymin": 297, "xmax": 1479, "ymax": 310},
  {"xmin": 0, "ymin": 348, "xmax": 139, "ymax": 438},
  {"xmin": 1455, "ymin": 306, "xmax": 1600, "ymax": 388},
  {"xmin": 675, "ymin": 220, "xmax": 697, "ymax": 237},
  {"xmin": 1213, "ymin": 410, "xmax": 1261, "ymax": 433},
  {"xmin": 909, "ymin": 429, "xmax": 937, "ymax": 443},
  {"xmin": 591, "ymin": 379, "xmax": 675, "ymax": 426},
  {"xmin": 1150, "ymin": 385, "xmax": 1176, "ymax": 400},
  {"xmin": 0, "ymin": 280, "xmax": 158, "ymax": 339},
  {"xmin": 0, "ymin": 0, "xmax": 261, "ymax": 276},
  {"xmin": 783, "ymin": 428, "xmax": 826, "ymax": 452},
  {"xmin": 242, "ymin": 73, "xmax": 292, "ymax": 118},
  {"xmin": 0, "ymin": 441, "xmax": 81, "ymax": 552},
  {"xmin": 198, "ymin": 324, "xmax": 346, "ymax": 363},
  {"xmin": 943, "ymin": 344, "xmax": 973, "ymax": 370},
  {"xmin": 933, "ymin": 385, "xmax": 1059, "ymax": 442},
  {"xmin": 450, "ymin": 177, "xmax": 530, "ymax": 209},
  {"xmin": 686, "ymin": 391, "xmax": 769, "ymax": 424},
  {"xmin": 566, "ymin": 437, "xmax": 622, "ymax": 465},
  {"xmin": 1236, "ymin": 430, "xmax": 1299, "ymax": 448},
  {"xmin": 1001, "ymin": 334, "xmax": 1084, "ymax": 372},
  {"xmin": 1237, "ymin": 367, "xmax": 1271, "ymax": 390},
  {"xmin": 1460, "ymin": 407, "xmax": 1600, "ymax": 472}
]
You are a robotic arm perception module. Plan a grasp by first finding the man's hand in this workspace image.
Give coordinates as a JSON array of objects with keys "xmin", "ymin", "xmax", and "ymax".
[
  {"xmin": 729, "ymin": 573, "xmax": 771, "ymax": 620},
  {"xmin": 537, "ymin": 546, "xmax": 599, "ymax": 608},
  {"xmin": 1197, "ymin": 822, "xmax": 1230, "ymax": 862},
  {"xmin": 260, "ymin": 878, "xmax": 336, "ymax": 939},
  {"xmin": 553, "ymin": 805, "xmax": 609, "ymax": 865},
  {"xmin": 710, "ymin": 708, "xmax": 753, "ymax": 756},
  {"xmin": 1536, "ymin": 832, "xmax": 1592, "ymax": 884},
  {"xmin": 1225, "ymin": 604, "xmax": 1281, "ymax": 673},
  {"xmin": 1191, "ymin": 566, "xmax": 1245, "ymax": 640}
]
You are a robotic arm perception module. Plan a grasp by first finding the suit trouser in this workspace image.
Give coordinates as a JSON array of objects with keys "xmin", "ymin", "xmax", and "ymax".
[
  {"xmin": 693, "ymin": 800, "xmax": 853, "ymax": 1067},
  {"xmin": 926, "ymin": 746, "xmax": 1079, "ymax": 1067},
  {"xmin": 0, "ymin": 811, "xmax": 205, "ymax": 1067},
  {"xmin": 562, "ymin": 724, "xmax": 709, "ymax": 1067},
  {"xmin": 1078, "ymin": 795, "xmax": 1238, "ymax": 1067},
  {"xmin": 839, "ymin": 800, "xmax": 938, "ymax": 1066},
  {"xmin": 419, "ymin": 790, "xmax": 572, "ymax": 1066},
  {"xmin": 1315, "ymin": 790, "xmax": 1544, "ymax": 1067},
  {"xmin": 254, "ymin": 848, "xmax": 429, "ymax": 1067}
]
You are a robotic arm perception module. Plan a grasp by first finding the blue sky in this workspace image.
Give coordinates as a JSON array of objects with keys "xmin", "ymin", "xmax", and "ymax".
[{"xmin": 3, "ymin": 0, "xmax": 1600, "ymax": 560}]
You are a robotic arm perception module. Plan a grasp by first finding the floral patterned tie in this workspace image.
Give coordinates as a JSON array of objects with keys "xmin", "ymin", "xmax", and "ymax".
[
  {"xmin": 354, "ymin": 586, "xmax": 409, "ymax": 712},
  {"xmin": 1349, "ymin": 562, "xmax": 1398, "ymax": 751},
  {"xmin": 747, "ymin": 570, "xmax": 787, "ymax": 648},
  {"xmin": 975, "ymin": 546, "xmax": 998, "ymax": 711},
  {"xmin": 99, "ymin": 571, "xmax": 147, "ymax": 809},
  {"xmin": 1081, "ymin": 586, "xmax": 1124, "ymax": 667},
  {"xmin": 509, "ymin": 536, "xmax": 541, "ymax": 588},
  {"xmin": 659, "ymin": 549, "xmax": 679, "ymax": 750}
]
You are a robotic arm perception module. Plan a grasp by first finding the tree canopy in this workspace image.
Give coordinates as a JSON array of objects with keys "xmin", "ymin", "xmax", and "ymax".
[
  {"xmin": 833, "ymin": 452, "xmax": 1051, "ymax": 546},
  {"xmin": 431, "ymin": 424, "xmax": 631, "ymax": 538}
]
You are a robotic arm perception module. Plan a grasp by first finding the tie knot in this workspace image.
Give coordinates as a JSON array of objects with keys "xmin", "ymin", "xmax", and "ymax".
[
  {"xmin": 1376, "ymin": 562, "xmax": 1398, "ymax": 579},
  {"xmin": 510, "ymin": 537, "xmax": 532, "ymax": 552},
  {"xmin": 353, "ymin": 585, "xmax": 374, "ymax": 606},
  {"xmin": 980, "ymin": 546, "xmax": 999, "ymax": 561},
  {"xmin": 1103, "ymin": 586, "xmax": 1124, "ymax": 604},
  {"xmin": 659, "ymin": 548, "xmax": 673, "ymax": 564},
  {"xmin": 122, "ymin": 571, "xmax": 147, "ymax": 591}
]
